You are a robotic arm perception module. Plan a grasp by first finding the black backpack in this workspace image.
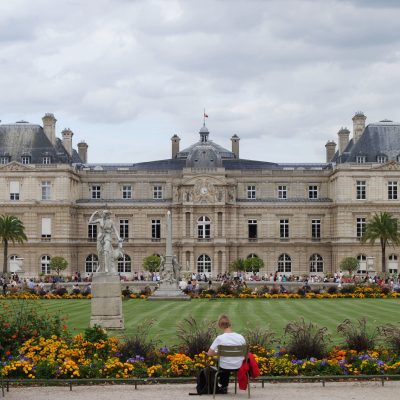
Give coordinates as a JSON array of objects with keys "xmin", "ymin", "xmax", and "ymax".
[{"xmin": 191, "ymin": 366, "xmax": 217, "ymax": 395}]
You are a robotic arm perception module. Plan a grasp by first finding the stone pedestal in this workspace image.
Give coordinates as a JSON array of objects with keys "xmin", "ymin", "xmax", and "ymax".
[
  {"xmin": 148, "ymin": 282, "xmax": 191, "ymax": 301},
  {"xmin": 90, "ymin": 273, "xmax": 124, "ymax": 329}
]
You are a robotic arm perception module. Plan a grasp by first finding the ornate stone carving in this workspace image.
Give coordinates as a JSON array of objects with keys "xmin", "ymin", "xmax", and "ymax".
[
  {"xmin": 374, "ymin": 160, "xmax": 400, "ymax": 171},
  {"xmin": 193, "ymin": 179, "xmax": 216, "ymax": 203},
  {"xmin": 0, "ymin": 161, "xmax": 33, "ymax": 171}
]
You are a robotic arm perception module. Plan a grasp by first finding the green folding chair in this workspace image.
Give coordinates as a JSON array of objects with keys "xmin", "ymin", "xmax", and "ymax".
[{"xmin": 213, "ymin": 344, "xmax": 250, "ymax": 398}]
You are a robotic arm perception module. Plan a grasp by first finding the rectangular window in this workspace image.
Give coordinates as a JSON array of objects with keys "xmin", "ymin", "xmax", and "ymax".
[
  {"xmin": 10, "ymin": 181, "xmax": 20, "ymax": 201},
  {"xmin": 152, "ymin": 219, "xmax": 161, "ymax": 240},
  {"xmin": 41, "ymin": 217, "xmax": 51, "ymax": 241},
  {"xmin": 91, "ymin": 185, "xmax": 101, "ymax": 199},
  {"xmin": 21, "ymin": 156, "xmax": 30, "ymax": 164},
  {"xmin": 311, "ymin": 219, "xmax": 321, "ymax": 240},
  {"xmin": 388, "ymin": 181, "xmax": 398, "ymax": 200},
  {"xmin": 119, "ymin": 219, "xmax": 129, "ymax": 240},
  {"xmin": 247, "ymin": 185, "xmax": 256, "ymax": 199},
  {"xmin": 88, "ymin": 223, "xmax": 97, "ymax": 242},
  {"xmin": 356, "ymin": 180, "xmax": 366, "ymax": 200},
  {"xmin": 308, "ymin": 185, "xmax": 318, "ymax": 199},
  {"xmin": 356, "ymin": 217, "xmax": 366, "ymax": 239},
  {"xmin": 280, "ymin": 219, "xmax": 289, "ymax": 239},
  {"xmin": 41, "ymin": 181, "xmax": 51, "ymax": 200},
  {"xmin": 356, "ymin": 156, "xmax": 366, "ymax": 163},
  {"xmin": 153, "ymin": 185, "xmax": 163, "ymax": 199},
  {"xmin": 278, "ymin": 185, "xmax": 287, "ymax": 199},
  {"xmin": 0, "ymin": 156, "xmax": 9, "ymax": 164},
  {"xmin": 122, "ymin": 185, "xmax": 132, "ymax": 199},
  {"xmin": 248, "ymin": 219, "xmax": 258, "ymax": 240},
  {"xmin": 377, "ymin": 155, "xmax": 387, "ymax": 163},
  {"xmin": 42, "ymin": 156, "xmax": 51, "ymax": 164}
]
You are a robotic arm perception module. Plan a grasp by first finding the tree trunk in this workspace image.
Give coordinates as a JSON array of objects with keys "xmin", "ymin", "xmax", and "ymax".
[
  {"xmin": 2, "ymin": 239, "xmax": 8, "ymax": 275},
  {"xmin": 381, "ymin": 239, "xmax": 386, "ymax": 274}
]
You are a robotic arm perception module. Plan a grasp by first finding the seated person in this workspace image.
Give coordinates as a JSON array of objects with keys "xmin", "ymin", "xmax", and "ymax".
[{"xmin": 207, "ymin": 314, "xmax": 246, "ymax": 394}]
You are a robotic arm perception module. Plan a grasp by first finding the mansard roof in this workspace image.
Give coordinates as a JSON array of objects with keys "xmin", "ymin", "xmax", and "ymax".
[
  {"xmin": 333, "ymin": 120, "xmax": 400, "ymax": 163},
  {"xmin": 0, "ymin": 122, "xmax": 82, "ymax": 164}
]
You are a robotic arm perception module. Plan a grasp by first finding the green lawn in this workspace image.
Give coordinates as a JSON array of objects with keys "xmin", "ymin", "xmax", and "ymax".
[{"xmin": 17, "ymin": 298, "xmax": 400, "ymax": 345}]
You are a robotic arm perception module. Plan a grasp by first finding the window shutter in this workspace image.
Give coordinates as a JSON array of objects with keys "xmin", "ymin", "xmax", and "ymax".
[
  {"xmin": 10, "ymin": 181, "xmax": 20, "ymax": 193},
  {"xmin": 41, "ymin": 218, "xmax": 52, "ymax": 235}
]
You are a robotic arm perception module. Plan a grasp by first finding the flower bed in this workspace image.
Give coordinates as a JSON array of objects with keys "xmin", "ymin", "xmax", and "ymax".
[
  {"xmin": 2, "ymin": 336, "xmax": 400, "ymax": 380},
  {"xmin": 1, "ymin": 285, "xmax": 399, "ymax": 301}
]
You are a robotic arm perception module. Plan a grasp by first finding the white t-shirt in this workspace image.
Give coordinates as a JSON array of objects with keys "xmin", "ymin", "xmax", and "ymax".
[{"xmin": 210, "ymin": 332, "xmax": 246, "ymax": 369}]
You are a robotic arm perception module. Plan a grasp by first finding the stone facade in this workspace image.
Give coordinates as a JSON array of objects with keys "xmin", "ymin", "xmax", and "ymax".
[{"xmin": 1, "ymin": 113, "xmax": 400, "ymax": 278}]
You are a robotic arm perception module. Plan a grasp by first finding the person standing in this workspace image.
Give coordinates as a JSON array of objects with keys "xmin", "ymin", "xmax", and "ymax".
[{"xmin": 207, "ymin": 314, "xmax": 246, "ymax": 394}]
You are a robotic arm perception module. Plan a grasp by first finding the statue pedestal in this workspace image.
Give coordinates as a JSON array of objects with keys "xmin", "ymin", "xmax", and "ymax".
[
  {"xmin": 148, "ymin": 282, "xmax": 191, "ymax": 301},
  {"xmin": 90, "ymin": 273, "xmax": 124, "ymax": 329}
]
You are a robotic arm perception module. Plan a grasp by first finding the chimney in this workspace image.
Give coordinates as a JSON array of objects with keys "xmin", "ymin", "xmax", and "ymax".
[
  {"xmin": 325, "ymin": 140, "xmax": 336, "ymax": 162},
  {"xmin": 61, "ymin": 128, "xmax": 73, "ymax": 156},
  {"xmin": 77, "ymin": 141, "xmax": 88, "ymax": 163},
  {"xmin": 42, "ymin": 113, "xmax": 57, "ymax": 145},
  {"xmin": 337, "ymin": 127, "xmax": 350, "ymax": 155},
  {"xmin": 231, "ymin": 134, "xmax": 240, "ymax": 159},
  {"xmin": 171, "ymin": 134, "xmax": 180, "ymax": 158},
  {"xmin": 352, "ymin": 111, "xmax": 367, "ymax": 144}
]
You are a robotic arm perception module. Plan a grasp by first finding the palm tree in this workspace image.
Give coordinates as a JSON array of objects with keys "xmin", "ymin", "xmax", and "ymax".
[
  {"xmin": 361, "ymin": 212, "xmax": 400, "ymax": 274},
  {"xmin": 0, "ymin": 215, "xmax": 28, "ymax": 275}
]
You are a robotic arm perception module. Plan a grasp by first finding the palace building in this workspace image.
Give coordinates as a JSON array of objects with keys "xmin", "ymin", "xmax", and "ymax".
[{"xmin": 1, "ymin": 112, "xmax": 400, "ymax": 278}]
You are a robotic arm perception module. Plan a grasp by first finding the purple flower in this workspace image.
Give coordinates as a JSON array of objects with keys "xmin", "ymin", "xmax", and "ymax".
[{"xmin": 160, "ymin": 347, "xmax": 169, "ymax": 354}]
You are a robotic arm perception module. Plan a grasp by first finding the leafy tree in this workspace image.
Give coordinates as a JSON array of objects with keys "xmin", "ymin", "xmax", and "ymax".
[
  {"xmin": 142, "ymin": 255, "xmax": 161, "ymax": 272},
  {"xmin": 0, "ymin": 215, "xmax": 27, "ymax": 275},
  {"xmin": 244, "ymin": 256, "xmax": 264, "ymax": 273},
  {"xmin": 339, "ymin": 257, "xmax": 359, "ymax": 277},
  {"xmin": 230, "ymin": 258, "xmax": 246, "ymax": 271},
  {"xmin": 361, "ymin": 212, "xmax": 400, "ymax": 274},
  {"xmin": 49, "ymin": 256, "xmax": 68, "ymax": 276}
]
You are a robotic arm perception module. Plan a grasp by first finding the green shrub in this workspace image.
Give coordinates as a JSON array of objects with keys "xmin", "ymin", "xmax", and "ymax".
[
  {"xmin": 0, "ymin": 300, "xmax": 67, "ymax": 359},
  {"xmin": 177, "ymin": 316, "xmax": 216, "ymax": 357},
  {"xmin": 84, "ymin": 324, "xmax": 108, "ymax": 342},
  {"xmin": 283, "ymin": 318, "xmax": 330, "ymax": 359},
  {"xmin": 243, "ymin": 326, "xmax": 277, "ymax": 349},
  {"xmin": 340, "ymin": 285, "xmax": 356, "ymax": 294},
  {"xmin": 378, "ymin": 324, "xmax": 400, "ymax": 354},
  {"xmin": 337, "ymin": 318, "xmax": 377, "ymax": 352}
]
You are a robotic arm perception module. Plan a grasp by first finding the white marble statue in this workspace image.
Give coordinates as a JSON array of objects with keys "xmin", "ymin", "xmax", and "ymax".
[{"xmin": 89, "ymin": 210, "xmax": 123, "ymax": 273}]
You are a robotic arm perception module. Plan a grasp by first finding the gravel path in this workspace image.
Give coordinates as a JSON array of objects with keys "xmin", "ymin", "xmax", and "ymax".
[{"xmin": 3, "ymin": 381, "xmax": 400, "ymax": 400}]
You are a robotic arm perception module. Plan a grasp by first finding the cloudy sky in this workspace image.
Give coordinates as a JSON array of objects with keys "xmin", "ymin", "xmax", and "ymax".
[{"xmin": 1, "ymin": 0, "xmax": 400, "ymax": 164}]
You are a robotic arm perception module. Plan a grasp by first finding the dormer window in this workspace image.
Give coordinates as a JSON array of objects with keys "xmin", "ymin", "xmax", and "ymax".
[
  {"xmin": 356, "ymin": 156, "xmax": 366, "ymax": 163},
  {"xmin": 21, "ymin": 156, "xmax": 31, "ymax": 164},
  {"xmin": 0, "ymin": 156, "xmax": 10, "ymax": 164},
  {"xmin": 377, "ymin": 155, "xmax": 387, "ymax": 163},
  {"xmin": 42, "ymin": 156, "xmax": 51, "ymax": 164}
]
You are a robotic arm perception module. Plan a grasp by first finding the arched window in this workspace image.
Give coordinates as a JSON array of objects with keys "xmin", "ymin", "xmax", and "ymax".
[
  {"xmin": 197, "ymin": 216, "xmax": 211, "ymax": 239},
  {"xmin": 278, "ymin": 254, "xmax": 291, "ymax": 273},
  {"xmin": 309, "ymin": 254, "xmax": 324, "ymax": 273},
  {"xmin": 357, "ymin": 254, "xmax": 367, "ymax": 274},
  {"xmin": 197, "ymin": 254, "xmax": 212, "ymax": 274},
  {"xmin": 118, "ymin": 254, "xmax": 131, "ymax": 273},
  {"xmin": 41, "ymin": 255, "xmax": 51, "ymax": 275},
  {"xmin": 85, "ymin": 254, "xmax": 98, "ymax": 273},
  {"xmin": 388, "ymin": 254, "xmax": 398, "ymax": 274},
  {"xmin": 247, "ymin": 253, "xmax": 258, "ymax": 259}
]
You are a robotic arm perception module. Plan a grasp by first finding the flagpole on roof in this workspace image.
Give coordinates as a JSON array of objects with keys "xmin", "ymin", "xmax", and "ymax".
[{"xmin": 203, "ymin": 108, "xmax": 206, "ymax": 126}]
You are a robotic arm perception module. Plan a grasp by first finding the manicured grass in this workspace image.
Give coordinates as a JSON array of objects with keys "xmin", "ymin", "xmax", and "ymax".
[{"xmin": 16, "ymin": 298, "xmax": 400, "ymax": 345}]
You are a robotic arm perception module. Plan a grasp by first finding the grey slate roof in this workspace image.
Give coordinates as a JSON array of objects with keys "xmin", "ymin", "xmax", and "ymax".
[
  {"xmin": 0, "ymin": 122, "xmax": 82, "ymax": 164},
  {"xmin": 333, "ymin": 120, "xmax": 400, "ymax": 163}
]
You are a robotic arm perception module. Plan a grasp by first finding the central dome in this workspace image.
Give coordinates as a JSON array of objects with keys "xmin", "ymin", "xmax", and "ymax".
[{"xmin": 176, "ymin": 125, "xmax": 235, "ymax": 167}]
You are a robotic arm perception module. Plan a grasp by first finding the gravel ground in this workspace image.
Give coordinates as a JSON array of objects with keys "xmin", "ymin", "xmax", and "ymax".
[{"xmin": 3, "ymin": 381, "xmax": 400, "ymax": 400}]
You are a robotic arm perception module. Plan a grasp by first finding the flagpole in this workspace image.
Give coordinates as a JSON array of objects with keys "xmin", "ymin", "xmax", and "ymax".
[{"xmin": 203, "ymin": 108, "xmax": 205, "ymax": 126}]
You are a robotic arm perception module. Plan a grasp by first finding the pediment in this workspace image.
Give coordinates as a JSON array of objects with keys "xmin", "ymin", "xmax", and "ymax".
[
  {"xmin": 181, "ymin": 175, "xmax": 225, "ymax": 187},
  {"xmin": 373, "ymin": 160, "xmax": 400, "ymax": 171},
  {"xmin": 0, "ymin": 161, "xmax": 34, "ymax": 171}
]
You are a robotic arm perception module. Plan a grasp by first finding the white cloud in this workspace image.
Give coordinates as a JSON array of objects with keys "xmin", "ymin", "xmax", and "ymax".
[{"xmin": 1, "ymin": 0, "xmax": 400, "ymax": 163}]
